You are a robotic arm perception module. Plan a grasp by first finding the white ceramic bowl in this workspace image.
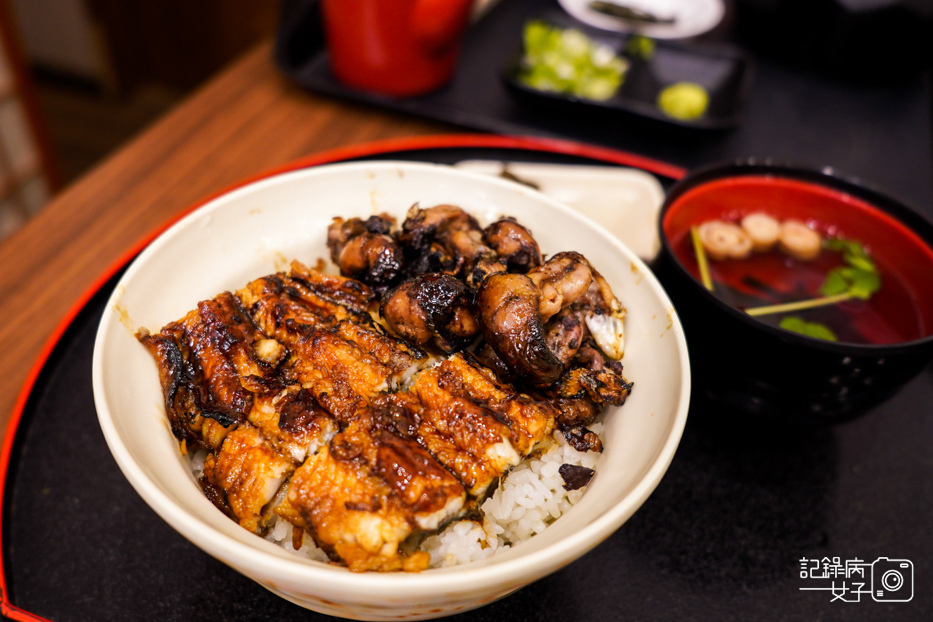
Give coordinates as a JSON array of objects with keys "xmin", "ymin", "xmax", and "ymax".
[{"xmin": 92, "ymin": 161, "xmax": 690, "ymax": 620}]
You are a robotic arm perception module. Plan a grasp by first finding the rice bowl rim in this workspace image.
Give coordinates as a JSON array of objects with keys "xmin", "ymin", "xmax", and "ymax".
[{"xmin": 93, "ymin": 160, "xmax": 690, "ymax": 598}]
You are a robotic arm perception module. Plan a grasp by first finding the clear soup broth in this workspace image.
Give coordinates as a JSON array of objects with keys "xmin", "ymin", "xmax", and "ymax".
[{"xmin": 663, "ymin": 176, "xmax": 933, "ymax": 346}]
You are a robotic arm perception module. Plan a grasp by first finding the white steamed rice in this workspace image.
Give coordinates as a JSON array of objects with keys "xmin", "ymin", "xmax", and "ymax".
[{"xmin": 422, "ymin": 423, "xmax": 601, "ymax": 567}]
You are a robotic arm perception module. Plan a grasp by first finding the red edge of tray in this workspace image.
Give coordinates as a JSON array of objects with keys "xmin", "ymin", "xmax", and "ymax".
[{"xmin": 0, "ymin": 133, "xmax": 685, "ymax": 621}]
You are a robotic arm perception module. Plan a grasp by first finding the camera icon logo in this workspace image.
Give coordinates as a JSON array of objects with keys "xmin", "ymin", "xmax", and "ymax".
[{"xmin": 871, "ymin": 558, "xmax": 913, "ymax": 602}]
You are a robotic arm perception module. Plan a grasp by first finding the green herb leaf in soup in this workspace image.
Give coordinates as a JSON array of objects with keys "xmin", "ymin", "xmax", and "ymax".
[{"xmin": 779, "ymin": 316, "xmax": 838, "ymax": 341}]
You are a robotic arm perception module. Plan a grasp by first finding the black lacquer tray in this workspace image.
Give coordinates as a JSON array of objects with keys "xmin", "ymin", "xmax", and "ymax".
[
  {"xmin": 3, "ymin": 137, "xmax": 931, "ymax": 621},
  {"xmin": 272, "ymin": 0, "xmax": 933, "ymax": 216}
]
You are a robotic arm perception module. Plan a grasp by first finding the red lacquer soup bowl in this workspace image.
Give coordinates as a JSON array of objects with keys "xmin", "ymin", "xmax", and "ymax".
[{"xmin": 655, "ymin": 160, "xmax": 933, "ymax": 423}]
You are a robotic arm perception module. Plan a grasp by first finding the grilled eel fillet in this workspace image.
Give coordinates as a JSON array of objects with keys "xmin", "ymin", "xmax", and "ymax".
[{"xmin": 138, "ymin": 260, "xmax": 556, "ymax": 572}]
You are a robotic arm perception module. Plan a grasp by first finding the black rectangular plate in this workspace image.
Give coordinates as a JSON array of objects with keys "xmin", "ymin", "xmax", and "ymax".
[
  {"xmin": 500, "ymin": 11, "xmax": 752, "ymax": 130},
  {"xmin": 273, "ymin": 0, "xmax": 752, "ymax": 140}
]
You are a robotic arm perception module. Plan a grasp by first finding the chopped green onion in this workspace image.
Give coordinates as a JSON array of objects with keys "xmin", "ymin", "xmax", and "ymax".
[
  {"xmin": 519, "ymin": 21, "xmax": 629, "ymax": 101},
  {"xmin": 625, "ymin": 35, "xmax": 656, "ymax": 60}
]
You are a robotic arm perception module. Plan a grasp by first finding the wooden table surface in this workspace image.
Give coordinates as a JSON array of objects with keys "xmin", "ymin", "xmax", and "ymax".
[{"xmin": 0, "ymin": 41, "xmax": 453, "ymax": 435}]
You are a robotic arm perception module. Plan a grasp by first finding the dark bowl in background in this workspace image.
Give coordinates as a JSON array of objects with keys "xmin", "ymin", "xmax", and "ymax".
[{"xmin": 653, "ymin": 159, "xmax": 933, "ymax": 425}]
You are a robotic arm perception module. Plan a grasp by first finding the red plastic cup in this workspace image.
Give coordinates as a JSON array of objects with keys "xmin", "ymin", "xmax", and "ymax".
[{"xmin": 321, "ymin": 0, "xmax": 475, "ymax": 97}]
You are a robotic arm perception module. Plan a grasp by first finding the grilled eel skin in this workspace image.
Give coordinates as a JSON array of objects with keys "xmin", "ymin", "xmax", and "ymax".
[{"xmin": 139, "ymin": 260, "xmax": 558, "ymax": 572}]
